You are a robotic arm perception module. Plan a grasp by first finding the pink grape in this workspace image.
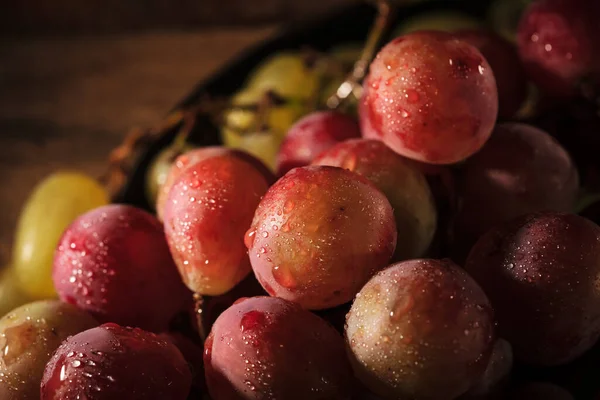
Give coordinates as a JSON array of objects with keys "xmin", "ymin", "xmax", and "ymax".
[
  {"xmin": 53, "ymin": 204, "xmax": 191, "ymax": 332},
  {"xmin": 246, "ymin": 166, "xmax": 397, "ymax": 309},
  {"xmin": 275, "ymin": 111, "xmax": 361, "ymax": 176},
  {"xmin": 360, "ymin": 31, "xmax": 498, "ymax": 164},
  {"xmin": 40, "ymin": 323, "xmax": 192, "ymax": 400},
  {"xmin": 204, "ymin": 296, "xmax": 354, "ymax": 400},
  {"xmin": 164, "ymin": 153, "xmax": 270, "ymax": 296}
]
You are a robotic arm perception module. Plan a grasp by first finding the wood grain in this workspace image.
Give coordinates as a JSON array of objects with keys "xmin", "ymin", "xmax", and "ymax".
[{"xmin": 0, "ymin": 27, "xmax": 276, "ymax": 265}]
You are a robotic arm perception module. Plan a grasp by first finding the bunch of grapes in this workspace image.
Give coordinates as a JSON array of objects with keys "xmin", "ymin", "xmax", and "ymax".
[{"xmin": 6, "ymin": 0, "xmax": 600, "ymax": 399}]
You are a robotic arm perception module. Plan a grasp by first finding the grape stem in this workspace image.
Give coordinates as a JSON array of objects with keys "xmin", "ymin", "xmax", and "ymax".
[
  {"xmin": 194, "ymin": 293, "xmax": 208, "ymax": 342},
  {"xmin": 327, "ymin": 0, "xmax": 396, "ymax": 109}
]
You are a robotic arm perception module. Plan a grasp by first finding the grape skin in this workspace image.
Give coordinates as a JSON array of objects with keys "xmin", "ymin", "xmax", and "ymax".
[
  {"xmin": 204, "ymin": 296, "xmax": 354, "ymax": 400},
  {"xmin": 246, "ymin": 166, "xmax": 397, "ymax": 310},
  {"xmin": 345, "ymin": 259, "xmax": 494, "ymax": 400},
  {"xmin": 360, "ymin": 32, "xmax": 498, "ymax": 164}
]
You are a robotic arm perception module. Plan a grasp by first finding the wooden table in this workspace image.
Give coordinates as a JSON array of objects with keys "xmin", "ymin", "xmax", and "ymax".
[{"xmin": 0, "ymin": 27, "xmax": 276, "ymax": 265}]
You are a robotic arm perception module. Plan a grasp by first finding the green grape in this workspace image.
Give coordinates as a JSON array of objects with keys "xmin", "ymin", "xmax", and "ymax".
[
  {"xmin": 330, "ymin": 44, "xmax": 362, "ymax": 66},
  {"xmin": 246, "ymin": 52, "xmax": 320, "ymax": 100},
  {"xmin": 222, "ymin": 129, "xmax": 280, "ymax": 171},
  {"xmin": 393, "ymin": 11, "xmax": 481, "ymax": 36},
  {"xmin": 13, "ymin": 172, "xmax": 109, "ymax": 299},
  {"xmin": 319, "ymin": 44, "xmax": 363, "ymax": 111},
  {"xmin": 0, "ymin": 300, "xmax": 97, "ymax": 400},
  {"xmin": 489, "ymin": 0, "xmax": 533, "ymax": 43},
  {"xmin": 0, "ymin": 268, "xmax": 29, "ymax": 319},
  {"xmin": 145, "ymin": 144, "xmax": 193, "ymax": 208}
]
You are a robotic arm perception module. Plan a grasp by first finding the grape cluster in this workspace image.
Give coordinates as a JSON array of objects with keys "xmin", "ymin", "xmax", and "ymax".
[{"xmin": 6, "ymin": 1, "xmax": 600, "ymax": 399}]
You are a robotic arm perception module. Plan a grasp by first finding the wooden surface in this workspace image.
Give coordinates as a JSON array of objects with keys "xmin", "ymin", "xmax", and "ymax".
[
  {"xmin": 1, "ymin": 0, "xmax": 352, "ymax": 34},
  {"xmin": 0, "ymin": 27, "xmax": 276, "ymax": 265}
]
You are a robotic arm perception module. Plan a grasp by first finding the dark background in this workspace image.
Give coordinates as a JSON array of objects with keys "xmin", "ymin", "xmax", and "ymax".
[{"xmin": 0, "ymin": 1, "xmax": 354, "ymax": 265}]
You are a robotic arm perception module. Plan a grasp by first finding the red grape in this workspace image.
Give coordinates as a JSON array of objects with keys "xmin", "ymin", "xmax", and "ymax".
[
  {"xmin": 246, "ymin": 166, "xmax": 397, "ymax": 309},
  {"xmin": 275, "ymin": 111, "xmax": 361, "ymax": 176},
  {"xmin": 517, "ymin": 0, "xmax": 600, "ymax": 97},
  {"xmin": 40, "ymin": 323, "xmax": 192, "ymax": 400},
  {"xmin": 53, "ymin": 204, "xmax": 191, "ymax": 332},
  {"xmin": 360, "ymin": 32, "xmax": 498, "ymax": 164},
  {"xmin": 345, "ymin": 259, "xmax": 494, "ymax": 400},
  {"xmin": 455, "ymin": 29, "xmax": 527, "ymax": 118},
  {"xmin": 164, "ymin": 153, "xmax": 270, "ymax": 296},
  {"xmin": 156, "ymin": 147, "xmax": 274, "ymax": 221},
  {"xmin": 452, "ymin": 123, "xmax": 578, "ymax": 261},
  {"xmin": 204, "ymin": 296, "xmax": 354, "ymax": 400},
  {"xmin": 313, "ymin": 139, "xmax": 436, "ymax": 260},
  {"xmin": 465, "ymin": 212, "xmax": 600, "ymax": 366}
]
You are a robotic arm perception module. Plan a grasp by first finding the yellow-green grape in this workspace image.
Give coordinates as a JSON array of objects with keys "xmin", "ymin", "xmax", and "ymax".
[
  {"xmin": 488, "ymin": 0, "xmax": 532, "ymax": 43},
  {"xmin": 330, "ymin": 44, "xmax": 363, "ymax": 66},
  {"xmin": 394, "ymin": 11, "xmax": 481, "ymax": 36},
  {"xmin": 0, "ymin": 300, "xmax": 97, "ymax": 400},
  {"xmin": 319, "ymin": 44, "xmax": 363, "ymax": 111},
  {"xmin": 12, "ymin": 172, "xmax": 109, "ymax": 299},
  {"xmin": 246, "ymin": 52, "xmax": 320, "ymax": 100},
  {"xmin": 222, "ymin": 130, "xmax": 280, "ymax": 171},
  {"xmin": 145, "ymin": 144, "xmax": 193, "ymax": 208},
  {"xmin": 0, "ymin": 268, "xmax": 29, "ymax": 319}
]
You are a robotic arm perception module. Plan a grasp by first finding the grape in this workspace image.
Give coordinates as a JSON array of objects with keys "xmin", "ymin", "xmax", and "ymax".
[
  {"xmin": 204, "ymin": 296, "xmax": 354, "ymax": 400},
  {"xmin": 313, "ymin": 139, "xmax": 436, "ymax": 260},
  {"xmin": 511, "ymin": 383, "xmax": 574, "ymax": 400},
  {"xmin": 53, "ymin": 204, "xmax": 191, "ymax": 332},
  {"xmin": 0, "ymin": 268, "xmax": 30, "ymax": 319},
  {"xmin": 246, "ymin": 52, "xmax": 320, "ymax": 101},
  {"xmin": 13, "ymin": 172, "xmax": 109, "ymax": 299},
  {"xmin": 164, "ymin": 154, "xmax": 270, "ymax": 296},
  {"xmin": 246, "ymin": 166, "xmax": 397, "ymax": 309},
  {"xmin": 156, "ymin": 147, "xmax": 273, "ymax": 221},
  {"xmin": 221, "ymin": 87, "xmax": 306, "ymax": 169},
  {"xmin": 452, "ymin": 123, "xmax": 578, "ymax": 261},
  {"xmin": 393, "ymin": 11, "xmax": 481, "ymax": 36},
  {"xmin": 145, "ymin": 144, "xmax": 193, "ymax": 209},
  {"xmin": 276, "ymin": 111, "xmax": 361, "ymax": 176},
  {"xmin": 455, "ymin": 30, "xmax": 527, "ymax": 118},
  {"xmin": 360, "ymin": 32, "xmax": 498, "ymax": 164},
  {"xmin": 465, "ymin": 212, "xmax": 600, "ymax": 366},
  {"xmin": 345, "ymin": 259, "xmax": 494, "ymax": 400},
  {"xmin": 517, "ymin": 0, "xmax": 600, "ymax": 97},
  {"xmin": 40, "ymin": 323, "xmax": 192, "ymax": 400},
  {"xmin": 0, "ymin": 300, "xmax": 97, "ymax": 400},
  {"xmin": 462, "ymin": 339, "xmax": 513, "ymax": 399}
]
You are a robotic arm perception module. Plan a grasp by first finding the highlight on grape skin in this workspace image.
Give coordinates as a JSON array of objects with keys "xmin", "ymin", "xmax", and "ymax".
[
  {"xmin": 0, "ymin": 300, "xmax": 97, "ymax": 400},
  {"xmin": 345, "ymin": 259, "xmax": 495, "ymax": 400},
  {"xmin": 360, "ymin": 31, "xmax": 498, "ymax": 164},
  {"xmin": 163, "ymin": 153, "xmax": 270, "ymax": 296},
  {"xmin": 275, "ymin": 110, "xmax": 361, "ymax": 176},
  {"xmin": 465, "ymin": 212, "xmax": 600, "ymax": 366},
  {"xmin": 246, "ymin": 165, "xmax": 397, "ymax": 310},
  {"xmin": 53, "ymin": 204, "xmax": 191, "ymax": 332},
  {"xmin": 203, "ymin": 296, "xmax": 354, "ymax": 400},
  {"xmin": 313, "ymin": 138, "xmax": 437, "ymax": 260},
  {"xmin": 40, "ymin": 323, "xmax": 192, "ymax": 400},
  {"xmin": 452, "ymin": 122, "xmax": 578, "ymax": 260}
]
